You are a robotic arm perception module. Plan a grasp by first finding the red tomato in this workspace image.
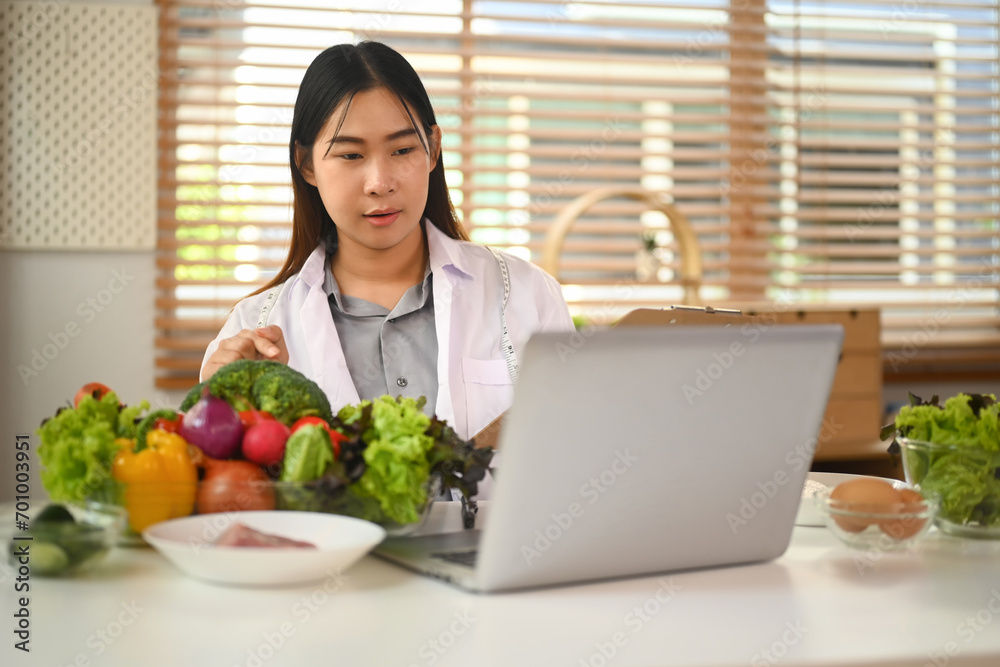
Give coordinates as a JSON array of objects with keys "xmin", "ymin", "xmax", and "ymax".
[
  {"xmin": 239, "ymin": 409, "xmax": 275, "ymax": 429},
  {"xmin": 328, "ymin": 431, "xmax": 347, "ymax": 459},
  {"xmin": 290, "ymin": 417, "xmax": 346, "ymax": 458},
  {"xmin": 73, "ymin": 382, "xmax": 113, "ymax": 408},
  {"xmin": 290, "ymin": 416, "xmax": 328, "ymax": 432},
  {"xmin": 154, "ymin": 414, "xmax": 183, "ymax": 434}
]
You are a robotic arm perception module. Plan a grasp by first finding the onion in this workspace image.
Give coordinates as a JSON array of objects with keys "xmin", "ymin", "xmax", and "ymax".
[
  {"xmin": 179, "ymin": 389, "xmax": 244, "ymax": 459},
  {"xmin": 197, "ymin": 458, "xmax": 276, "ymax": 515}
]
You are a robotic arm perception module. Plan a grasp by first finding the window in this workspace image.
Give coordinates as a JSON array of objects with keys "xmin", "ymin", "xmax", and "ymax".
[{"xmin": 156, "ymin": 0, "xmax": 999, "ymax": 390}]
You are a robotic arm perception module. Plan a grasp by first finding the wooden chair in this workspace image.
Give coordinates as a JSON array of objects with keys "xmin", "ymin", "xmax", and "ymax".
[{"xmin": 540, "ymin": 187, "xmax": 704, "ymax": 305}]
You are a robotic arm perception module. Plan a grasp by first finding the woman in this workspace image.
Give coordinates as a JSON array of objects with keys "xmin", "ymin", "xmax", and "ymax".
[{"xmin": 201, "ymin": 41, "xmax": 573, "ymax": 443}]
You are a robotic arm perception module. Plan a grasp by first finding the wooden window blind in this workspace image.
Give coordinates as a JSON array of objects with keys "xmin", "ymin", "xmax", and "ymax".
[
  {"xmin": 155, "ymin": 0, "xmax": 999, "ymax": 390},
  {"xmin": 760, "ymin": 1, "xmax": 1000, "ymax": 381}
]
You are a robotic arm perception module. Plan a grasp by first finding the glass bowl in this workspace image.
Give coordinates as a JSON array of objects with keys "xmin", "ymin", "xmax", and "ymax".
[
  {"xmin": 813, "ymin": 483, "xmax": 938, "ymax": 550},
  {"xmin": 271, "ymin": 477, "xmax": 439, "ymax": 537},
  {"xmin": 7, "ymin": 502, "xmax": 126, "ymax": 576},
  {"xmin": 898, "ymin": 437, "xmax": 1000, "ymax": 539}
]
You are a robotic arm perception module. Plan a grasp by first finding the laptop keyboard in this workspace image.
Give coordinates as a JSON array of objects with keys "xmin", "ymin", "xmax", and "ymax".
[{"xmin": 432, "ymin": 549, "xmax": 479, "ymax": 568}]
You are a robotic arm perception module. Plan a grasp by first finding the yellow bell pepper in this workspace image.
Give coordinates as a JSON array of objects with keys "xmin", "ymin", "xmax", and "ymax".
[{"xmin": 112, "ymin": 430, "xmax": 197, "ymax": 533}]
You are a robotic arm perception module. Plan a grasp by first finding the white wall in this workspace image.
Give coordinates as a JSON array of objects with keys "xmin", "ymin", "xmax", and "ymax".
[
  {"xmin": 0, "ymin": 251, "xmax": 187, "ymax": 502},
  {"xmin": 0, "ymin": 0, "xmax": 175, "ymax": 503}
]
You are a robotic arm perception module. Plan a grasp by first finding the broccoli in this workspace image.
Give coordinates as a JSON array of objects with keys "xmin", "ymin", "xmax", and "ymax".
[
  {"xmin": 179, "ymin": 364, "xmax": 259, "ymax": 412},
  {"xmin": 179, "ymin": 360, "xmax": 332, "ymax": 426},
  {"xmin": 179, "ymin": 381, "xmax": 207, "ymax": 413},
  {"xmin": 251, "ymin": 365, "xmax": 333, "ymax": 425},
  {"xmin": 207, "ymin": 359, "xmax": 287, "ymax": 411}
]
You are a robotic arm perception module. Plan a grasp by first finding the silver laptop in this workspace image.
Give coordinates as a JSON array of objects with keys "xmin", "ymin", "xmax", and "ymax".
[{"xmin": 375, "ymin": 324, "xmax": 843, "ymax": 593}]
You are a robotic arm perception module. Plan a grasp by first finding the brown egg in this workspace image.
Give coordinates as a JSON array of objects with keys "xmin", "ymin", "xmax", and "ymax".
[
  {"xmin": 896, "ymin": 488, "xmax": 926, "ymax": 506},
  {"xmin": 879, "ymin": 488, "xmax": 928, "ymax": 540},
  {"xmin": 829, "ymin": 478, "xmax": 902, "ymax": 533}
]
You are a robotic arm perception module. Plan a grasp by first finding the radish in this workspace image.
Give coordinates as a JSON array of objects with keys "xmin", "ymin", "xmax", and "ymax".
[{"xmin": 242, "ymin": 420, "xmax": 291, "ymax": 468}]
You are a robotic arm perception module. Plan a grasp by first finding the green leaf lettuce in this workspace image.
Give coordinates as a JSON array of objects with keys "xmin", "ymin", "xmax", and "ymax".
[
  {"xmin": 894, "ymin": 393, "xmax": 999, "ymax": 450},
  {"xmin": 37, "ymin": 392, "xmax": 148, "ymax": 504},
  {"xmin": 892, "ymin": 393, "xmax": 1000, "ymax": 527},
  {"xmin": 280, "ymin": 424, "xmax": 334, "ymax": 482},
  {"xmin": 340, "ymin": 396, "xmax": 435, "ymax": 525}
]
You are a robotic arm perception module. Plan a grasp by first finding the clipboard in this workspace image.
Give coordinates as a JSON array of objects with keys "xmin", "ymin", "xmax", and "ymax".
[
  {"xmin": 614, "ymin": 305, "xmax": 887, "ymax": 463},
  {"xmin": 475, "ymin": 306, "xmax": 760, "ymax": 449},
  {"xmin": 615, "ymin": 305, "xmax": 764, "ymax": 328},
  {"xmin": 475, "ymin": 304, "xmax": 866, "ymax": 453}
]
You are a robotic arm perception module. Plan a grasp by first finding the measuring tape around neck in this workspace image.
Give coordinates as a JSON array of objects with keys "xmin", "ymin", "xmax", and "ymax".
[
  {"xmin": 255, "ymin": 281, "xmax": 287, "ymax": 328},
  {"xmin": 487, "ymin": 247, "xmax": 519, "ymax": 384}
]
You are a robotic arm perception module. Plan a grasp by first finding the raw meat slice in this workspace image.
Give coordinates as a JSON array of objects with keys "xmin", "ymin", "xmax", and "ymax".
[{"xmin": 213, "ymin": 522, "xmax": 316, "ymax": 548}]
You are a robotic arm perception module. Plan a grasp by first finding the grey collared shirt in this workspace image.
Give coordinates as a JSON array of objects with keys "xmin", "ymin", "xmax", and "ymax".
[{"xmin": 324, "ymin": 263, "xmax": 438, "ymax": 415}]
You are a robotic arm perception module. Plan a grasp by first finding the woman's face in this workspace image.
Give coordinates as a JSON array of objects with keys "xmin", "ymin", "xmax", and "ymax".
[{"xmin": 299, "ymin": 87, "xmax": 440, "ymax": 257}]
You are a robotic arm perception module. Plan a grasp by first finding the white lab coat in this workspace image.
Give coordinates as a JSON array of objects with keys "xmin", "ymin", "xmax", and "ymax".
[{"xmin": 201, "ymin": 221, "xmax": 575, "ymax": 441}]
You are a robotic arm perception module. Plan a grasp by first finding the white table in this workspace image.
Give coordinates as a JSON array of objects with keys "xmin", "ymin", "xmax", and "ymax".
[{"xmin": 4, "ymin": 502, "xmax": 1000, "ymax": 667}]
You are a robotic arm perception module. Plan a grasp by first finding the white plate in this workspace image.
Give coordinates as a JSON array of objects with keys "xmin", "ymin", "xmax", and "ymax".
[
  {"xmin": 143, "ymin": 511, "xmax": 386, "ymax": 587},
  {"xmin": 795, "ymin": 472, "xmax": 899, "ymax": 527}
]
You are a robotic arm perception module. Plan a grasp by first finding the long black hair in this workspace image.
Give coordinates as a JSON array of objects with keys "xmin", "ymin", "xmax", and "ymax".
[{"xmin": 254, "ymin": 41, "xmax": 466, "ymax": 296}]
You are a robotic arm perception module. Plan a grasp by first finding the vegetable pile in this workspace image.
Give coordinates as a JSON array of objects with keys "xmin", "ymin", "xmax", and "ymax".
[
  {"xmin": 883, "ymin": 392, "xmax": 1000, "ymax": 529},
  {"xmin": 37, "ymin": 363, "xmax": 493, "ymax": 534}
]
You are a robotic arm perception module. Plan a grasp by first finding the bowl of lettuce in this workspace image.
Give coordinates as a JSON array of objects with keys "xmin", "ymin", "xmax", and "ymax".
[
  {"xmin": 272, "ymin": 395, "xmax": 477, "ymax": 535},
  {"xmin": 885, "ymin": 392, "xmax": 1000, "ymax": 539}
]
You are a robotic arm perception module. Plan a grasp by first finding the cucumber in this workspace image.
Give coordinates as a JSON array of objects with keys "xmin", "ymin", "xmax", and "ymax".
[
  {"xmin": 35, "ymin": 504, "xmax": 75, "ymax": 524},
  {"xmin": 56, "ymin": 525, "xmax": 107, "ymax": 566},
  {"xmin": 27, "ymin": 542, "xmax": 70, "ymax": 575},
  {"xmin": 7, "ymin": 504, "xmax": 111, "ymax": 576}
]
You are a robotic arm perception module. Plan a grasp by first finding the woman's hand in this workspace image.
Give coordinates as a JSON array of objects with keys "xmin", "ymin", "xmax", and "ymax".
[{"xmin": 202, "ymin": 326, "xmax": 290, "ymax": 380}]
